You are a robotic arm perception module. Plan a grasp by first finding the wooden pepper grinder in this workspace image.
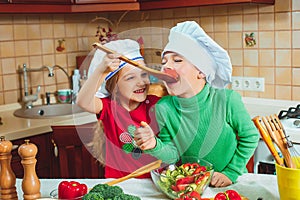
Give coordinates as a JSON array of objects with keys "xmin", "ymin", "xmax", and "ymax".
[
  {"xmin": 0, "ymin": 136, "xmax": 18, "ymax": 200},
  {"xmin": 18, "ymin": 139, "xmax": 41, "ymax": 200}
]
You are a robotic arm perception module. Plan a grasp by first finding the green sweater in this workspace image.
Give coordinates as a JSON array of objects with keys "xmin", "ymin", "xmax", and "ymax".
[{"xmin": 145, "ymin": 84, "xmax": 259, "ymax": 182}]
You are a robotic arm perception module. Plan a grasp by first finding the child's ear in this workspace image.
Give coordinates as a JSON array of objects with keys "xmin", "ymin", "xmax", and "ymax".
[{"xmin": 197, "ymin": 72, "xmax": 206, "ymax": 79}]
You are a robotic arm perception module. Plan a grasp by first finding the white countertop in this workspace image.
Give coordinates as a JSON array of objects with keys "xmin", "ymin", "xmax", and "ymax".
[{"xmin": 15, "ymin": 173, "xmax": 279, "ymax": 200}]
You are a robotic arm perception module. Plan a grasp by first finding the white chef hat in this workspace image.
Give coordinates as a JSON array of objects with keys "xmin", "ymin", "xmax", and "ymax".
[
  {"xmin": 88, "ymin": 39, "xmax": 144, "ymax": 98},
  {"xmin": 162, "ymin": 21, "xmax": 232, "ymax": 88}
]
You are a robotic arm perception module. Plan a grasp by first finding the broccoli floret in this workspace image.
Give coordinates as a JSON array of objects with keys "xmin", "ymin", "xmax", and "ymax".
[
  {"xmin": 90, "ymin": 184, "xmax": 123, "ymax": 199},
  {"xmin": 113, "ymin": 193, "xmax": 141, "ymax": 200},
  {"xmin": 82, "ymin": 192, "xmax": 104, "ymax": 200}
]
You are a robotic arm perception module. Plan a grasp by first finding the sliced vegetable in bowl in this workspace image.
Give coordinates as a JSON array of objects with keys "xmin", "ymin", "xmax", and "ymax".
[{"xmin": 151, "ymin": 157, "xmax": 214, "ymax": 199}]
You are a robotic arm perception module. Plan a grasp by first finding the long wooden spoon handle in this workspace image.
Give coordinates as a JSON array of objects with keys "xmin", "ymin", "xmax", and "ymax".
[
  {"xmin": 252, "ymin": 116, "xmax": 284, "ymax": 166},
  {"xmin": 92, "ymin": 42, "xmax": 179, "ymax": 83},
  {"xmin": 105, "ymin": 160, "xmax": 162, "ymax": 186}
]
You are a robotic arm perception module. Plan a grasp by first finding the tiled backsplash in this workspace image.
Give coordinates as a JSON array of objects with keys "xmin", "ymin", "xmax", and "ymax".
[{"xmin": 0, "ymin": 0, "xmax": 299, "ymax": 105}]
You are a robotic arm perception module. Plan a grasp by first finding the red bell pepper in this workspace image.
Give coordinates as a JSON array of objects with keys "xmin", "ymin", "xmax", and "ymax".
[{"xmin": 58, "ymin": 181, "xmax": 88, "ymax": 199}]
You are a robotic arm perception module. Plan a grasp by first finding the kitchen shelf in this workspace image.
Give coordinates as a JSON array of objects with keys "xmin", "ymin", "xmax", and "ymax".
[{"xmin": 139, "ymin": 0, "xmax": 275, "ymax": 10}]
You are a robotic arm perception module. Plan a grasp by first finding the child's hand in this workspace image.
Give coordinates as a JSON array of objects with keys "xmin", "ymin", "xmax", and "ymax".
[
  {"xmin": 101, "ymin": 53, "xmax": 121, "ymax": 72},
  {"xmin": 210, "ymin": 172, "xmax": 232, "ymax": 187},
  {"xmin": 134, "ymin": 121, "xmax": 156, "ymax": 150}
]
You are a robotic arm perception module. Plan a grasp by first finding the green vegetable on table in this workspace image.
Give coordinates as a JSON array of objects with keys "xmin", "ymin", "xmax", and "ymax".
[{"xmin": 82, "ymin": 183, "xmax": 141, "ymax": 200}]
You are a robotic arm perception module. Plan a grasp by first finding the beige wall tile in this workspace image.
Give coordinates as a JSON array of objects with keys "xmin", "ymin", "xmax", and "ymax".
[
  {"xmin": 43, "ymin": 55, "xmax": 55, "ymax": 66},
  {"xmin": 0, "ymin": 41, "xmax": 15, "ymax": 57},
  {"xmin": 261, "ymin": 84, "xmax": 275, "ymax": 99},
  {"xmin": 55, "ymin": 54, "xmax": 68, "ymax": 68},
  {"xmin": 276, "ymin": 50, "xmax": 291, "ymax": 67},
  {"xmin": 229, "ymin": 50, "xmax": 243, "ymax": 66},
  {"xmin": 259, "ymin": 67, "xmax": 275, "ymax": 84},
  {"xmin": 293, "ymin": 0, "xmax": 300, "ymax": 10},
  {"xmin": 199, "ymin": 17, "xmax": 214, "ymax": 32},
  {"xmin": 292, "ymin": 86, "xmax": 300, "ymax": 101},
  {"xmin": 42, "ymin": 39, "xmax": 54, "ymax": 54},
  {"xmin": 0, "ymin": 59, "xmax": 2, "ymax": 75},
  {"xmin": 228, "ymin": 32, "xmax": 243, "ymax": 49},
  {"xmin": 228, "ymin": 15, "xmax": 243, "ymax": 31},
  {"xmin": 244, "ymin": 50, "xmax": 258, "ymax": 66},
  {"xmin": 232, "ymin": 65, "xmax": 244, "ymax": 76},
  {"xmin": 3, "ymin": 74, "xmax": 18, "ymax": 90},
  {"xmin": 30, "ymin": 71, "xmax": 44, "ymax": 87},
  {"xmin": 65, "ymin": 23, "xmax": 78, "ymax": 37},
  {"xmin": 65, "ymin": 38, "xmax": 78, "ymax": 52},
  {"xmin": 1, "ymin": 58, "xmax": 16, "ymax": 75},
  {"xmin": 275, "ymin": 12, "xmax": 291, "ymax": 30},
  {"xmin": 275, "ymin": 0, "xmax": 291, "ymax": 12},
  {"xmin": 243, "ymin": 14, "xmax": 258, "ymax": 31},
  {"xmin": 259, "ymin": 32, "xmax": 274, "ymax": 48},
  {"xmin": 4, "ymin": 90, "xmax": 18, "ymax": 104},
  {"xmin": 29, "ymin": 55, "xmax": 43, "ymax": 68},
  {"xmin": 28, "ymin": 40, "xmax": 42, "ymax": 56},
  {"xmin": 275, "ymin": 67, "xmax": 292, "ymax": 85},
  {"xmin": 41, "ymin": 24, "xmax": 54, "ymax": 39},
  {"xmin": 292, "ymin": 50, "xmax": 300, "ymax": 66},
  {"xmin": 292, "ymin": 68, "xmax": 300, "ymax": 85},
  {"xmin": 259, "ymin": 13, "xmax": 274, "ymax": 30},
  {"xmin": 275, "ymin": 85, "xmax": 291, "ymax": 100},
  {"xmin": 292, "ymin": 12, "xmax": 300, "ymax": 29},
  {"xmin": 15, "ymin": 41, "xmax": 29, "ymax": 57},
  {"xmin": 14, "ymin": 24, "xmax": 28, "ymax": 40},
  {"xmin": 53, "ymin": 24, "xmax": 65, "ymax": 38},
  {"xmin": 27, "ymin": 24, "xmax": 41, "ymax": 40},
  {"xmin": 292, "ymin": 31, "xmax": 300, "ymax": 48},
  {"xmin": 275, "ymin": 31, "xmax": 291, "ymax": 48},
  {"xmin": 214, "ymin": 32, "xmax": 228, "ymax": 49},
  {"xmin": 259, "ymin": 50, "xmax": 275, "ymax": 67},
  {"xmin": 0, "ymin": 25, "xmax": 13, "ymax": 41}
]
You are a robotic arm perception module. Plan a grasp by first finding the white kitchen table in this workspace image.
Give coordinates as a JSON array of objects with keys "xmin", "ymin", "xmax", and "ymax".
[{"xmin": 16, "ymin": 173, "xmax": 279, "ymax": 200}]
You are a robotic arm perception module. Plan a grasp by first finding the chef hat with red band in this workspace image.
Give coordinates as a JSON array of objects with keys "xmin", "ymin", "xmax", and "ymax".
[
  {"xmin": 88, "ymin": 39, "xmax": 143, "ymax": 98},
  {"xmin": 162, "ymin": 21, "xmax": 232, "ymax": 89}
]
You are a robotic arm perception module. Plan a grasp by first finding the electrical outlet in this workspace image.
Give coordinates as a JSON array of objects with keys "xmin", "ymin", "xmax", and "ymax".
[
  {"xmin": 231, "ymin": 76, "xmax": 243, "ymax": 90},
  {"xmin": 231, "ymin": 76, "xmax": 265, "ymax": 92},
  {"xmin": 243, "ymin": 77, "xmax": 265, "ymax": 92}
]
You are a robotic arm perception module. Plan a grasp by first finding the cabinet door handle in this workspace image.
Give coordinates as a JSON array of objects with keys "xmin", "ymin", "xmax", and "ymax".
[{"xmin": 51, "ymin": 139, "xmax": 58, "ymax": 157}]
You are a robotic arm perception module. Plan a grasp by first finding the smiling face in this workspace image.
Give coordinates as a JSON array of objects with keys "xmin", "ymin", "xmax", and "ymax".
[
  {"xmin": 161, "ymin": 52, "xmax": 206, "ymax": 98},
  {"xmin": 110, "ymin": 60, "xmax": 150, "ymax": 111}
]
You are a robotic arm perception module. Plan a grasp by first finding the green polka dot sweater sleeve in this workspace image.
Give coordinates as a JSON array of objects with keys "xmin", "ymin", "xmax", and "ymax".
[{"xmin": 144, "ymin": 84, "xmax": 259, "ymax": 182}]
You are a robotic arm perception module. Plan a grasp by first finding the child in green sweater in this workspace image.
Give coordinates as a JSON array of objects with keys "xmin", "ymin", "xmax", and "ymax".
[{"xmin": 134, "ymin": 21, "xmax": 259, "ymax": 187}]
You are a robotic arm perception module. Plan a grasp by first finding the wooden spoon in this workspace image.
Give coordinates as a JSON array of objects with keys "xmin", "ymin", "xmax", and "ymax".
[
  {"xmin": 252, "ymin": 116, "xmax": 285, "ymax": 166},
  {"xmin": 262, "ymin": 116, "xmax": 296, "ymax": 168},
  {"xmin": 93, "ymin": 42, "xmax": 179, "ymax": 83},
  {"xmin": 104, "ymin": 159, "xmax": 162, "ymax": 186}
]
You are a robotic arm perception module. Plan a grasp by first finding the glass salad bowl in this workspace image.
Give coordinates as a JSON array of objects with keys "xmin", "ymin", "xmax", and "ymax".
[{"xmin": 151, "ymin": 157, "xmax": 214, "ymax": 199}]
